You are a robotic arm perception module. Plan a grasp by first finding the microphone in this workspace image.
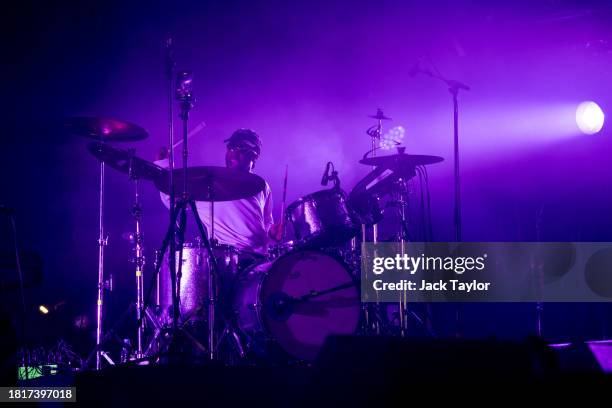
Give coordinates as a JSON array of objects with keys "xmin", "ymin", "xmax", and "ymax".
[
  {"xmin": 175, "ymin": 71, "xmax": 194, "ymax": 101},
  {"xmin": 164, "ymin": 35, "xmax": 175, "ymax": 78},
  {"xmin": 321, "ymin": 162, "xmax": 331, "ymax": 186}
]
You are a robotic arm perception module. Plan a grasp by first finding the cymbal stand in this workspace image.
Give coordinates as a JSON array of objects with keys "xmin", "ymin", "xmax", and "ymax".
[
  {"xmin": 94, "ymin": 137, "xmax": 112, "ymax": 370},
  {"xmin": 361, "ymin": 109, "xmax": 385, "ymax": 335},
  {"xmin": 395, "ymin": 177, "xmax": 410, "ymax": 336},
  {"xmin": 208, "ymin": 187, "xmax": 217, "ymax": 360},
  {"xmin": 203, "ymin": 182, "xmax": 245, "ymax": 361},
  {"xmin": 392, "ymin": 171, "xmax": 437, "ymax": 338},
  {"xmin": 127, "ymin": 150, "xmax": 146, "ymax": 358}
]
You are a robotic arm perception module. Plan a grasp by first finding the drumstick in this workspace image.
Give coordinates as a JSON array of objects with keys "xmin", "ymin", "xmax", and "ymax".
[
  {"xmin": 280, "ymin": 165, "xmax": 288, "ymax": 236},
  {"xmin": 172, "ymin": 121, "xmax": 207, "ymax": 149}
]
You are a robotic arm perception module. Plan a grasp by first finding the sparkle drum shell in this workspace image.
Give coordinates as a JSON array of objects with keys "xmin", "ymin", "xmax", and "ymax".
[
  {"xmin": 285, "ymin": 189, "xmax": 359, "ymax": 248},
  {"xmin": 158, "ymin": 243, "xmax": 239, "ymax": 324}
]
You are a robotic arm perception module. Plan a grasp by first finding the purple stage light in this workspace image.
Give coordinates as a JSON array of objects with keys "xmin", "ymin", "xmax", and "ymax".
[{"xmin": 576, "ymin": 101, "xmax": 605, "ymax": 135}]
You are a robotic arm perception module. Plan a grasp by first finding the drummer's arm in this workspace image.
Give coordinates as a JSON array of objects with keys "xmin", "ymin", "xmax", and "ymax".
[{"xmin": 264, "ymin": 186, "xmax": 282, "ymax": 242}]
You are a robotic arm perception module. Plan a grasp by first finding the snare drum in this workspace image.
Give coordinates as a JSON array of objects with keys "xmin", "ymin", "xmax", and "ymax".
[
  {"xmin": 157, "ymin": 242, "xmax": 240, "ymax": 324},
  {"xmin": 285, "ymin": 189, "xmax": 358, "ymax": 248},
  {"xmin": 234, "ymin": 249, "xmax": 361, "ymax": 361}
]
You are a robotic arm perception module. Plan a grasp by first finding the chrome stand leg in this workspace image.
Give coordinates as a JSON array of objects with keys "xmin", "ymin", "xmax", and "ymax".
[{"xmin": 95, "ymin": 160, "xmax": 107, "ymax": 370}]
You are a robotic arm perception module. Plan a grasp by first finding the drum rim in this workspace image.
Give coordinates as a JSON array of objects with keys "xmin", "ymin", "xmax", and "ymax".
[
  {"xmin": 181, "ymin": 241, "xmax": 239, "ymax": 252},
  {"xmin": 285, "ymin": 187, "xmax": 350, "ymax": 213},
  {"xmin": 290, "ymin": 226, "xmax": 359, "ymax": 249}
]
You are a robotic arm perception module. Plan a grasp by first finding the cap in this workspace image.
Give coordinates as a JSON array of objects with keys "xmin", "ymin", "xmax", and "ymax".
[{"xmin": 224, "ymin": 128, "xmax": 262, "ymax": 158}]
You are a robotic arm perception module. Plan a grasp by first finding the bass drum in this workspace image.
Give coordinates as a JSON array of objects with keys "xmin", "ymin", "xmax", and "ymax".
[{"xmin": 234, "ymin": 249, "xmax": 360, "ymax": 361}]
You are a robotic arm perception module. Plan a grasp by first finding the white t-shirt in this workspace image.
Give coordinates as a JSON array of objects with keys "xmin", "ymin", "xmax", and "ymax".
[{"xmin": 155, "ymin": 159, "xmax": 274, "ymax": 254}]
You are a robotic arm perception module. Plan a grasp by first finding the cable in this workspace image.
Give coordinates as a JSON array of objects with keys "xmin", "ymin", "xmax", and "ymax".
[
  {"xmin": 421, "ymin": 165, "xmax": 434, "ymax": 241},
  {"xmin": 415, "ymin": 167, "xmax": 427, "ymax": 241}
]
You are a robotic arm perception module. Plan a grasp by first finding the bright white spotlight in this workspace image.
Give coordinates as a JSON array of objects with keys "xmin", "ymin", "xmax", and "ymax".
[{"xmin": 576, "ymin": 101, "xmax": 604, "ymax": 135}]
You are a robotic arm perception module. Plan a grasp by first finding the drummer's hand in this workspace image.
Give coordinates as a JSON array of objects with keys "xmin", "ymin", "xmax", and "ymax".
[
  {"xmin": 268, "ymin": 223, "xmax": 284, "ymax": 242},
  {"xmin": 156, "ymin": 146, "xmax": 169, "ymax": 161}
]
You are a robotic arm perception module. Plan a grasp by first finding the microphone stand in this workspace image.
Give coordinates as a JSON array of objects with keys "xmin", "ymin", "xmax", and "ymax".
[
  {"xmin": 412, "ymin": 61, "xmax": 470, "ymax": 338},
  {"xmin": 165, "ymin": 36, "xmax": 179, "ymax": 333},
  {"xmin": 414, "ymin": 64, "xmax": 469, "ymax": 242}
]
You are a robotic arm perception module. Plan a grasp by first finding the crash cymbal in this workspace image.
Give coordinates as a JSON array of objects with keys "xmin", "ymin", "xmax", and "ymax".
[
  {"xmin": 87, "ymin": 142, "xmax": 163, "ymax": 181},
  {"xmin": 359, "ymin": 147, "xmax": 444, "ymax": 168},
  {"xmin": 154, "ymin": 166, "xmax": 266, "ymax": 202},
  {"xmin": 64, "ymin": 117, "xmax": 148, "ymax": 141}
]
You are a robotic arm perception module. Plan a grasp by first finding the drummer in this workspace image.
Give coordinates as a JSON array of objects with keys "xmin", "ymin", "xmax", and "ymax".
[{"xmin": 155, "ymin": 129, "xmax": 283, "ymax": 254}]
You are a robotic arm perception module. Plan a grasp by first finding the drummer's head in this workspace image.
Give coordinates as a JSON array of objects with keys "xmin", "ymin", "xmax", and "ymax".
[{"xmin": 224, "ymin": 129, "xmax": 261, "ymax": 172}]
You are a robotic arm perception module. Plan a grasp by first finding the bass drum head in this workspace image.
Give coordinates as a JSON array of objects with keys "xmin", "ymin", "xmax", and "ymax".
[{"xmin": 260, "ymin": 250, "xmax": 360, "ymax": 361}]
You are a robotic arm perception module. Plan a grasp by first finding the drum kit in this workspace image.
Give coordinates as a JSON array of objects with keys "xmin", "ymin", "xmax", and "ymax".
[{"xmin": 63, "ymin": 106, "xmax": 444, "ymax": 368}]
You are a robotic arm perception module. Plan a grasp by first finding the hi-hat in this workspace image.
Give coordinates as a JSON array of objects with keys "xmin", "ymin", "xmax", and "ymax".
[{"xmin": 87, "ymin": 142, "xmax": 163, "ymax": 181}]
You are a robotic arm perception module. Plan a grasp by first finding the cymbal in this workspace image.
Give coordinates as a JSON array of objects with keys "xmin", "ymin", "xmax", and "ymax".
[
  {"xmin": 359, "ymin": 149, "xmax": 444, "ymax": 168},
  {"xmin": 349, "ymin": 164, "xmax": 418, "ymax": 211},
  {"xmin": 64, "ymin": 117, "xmax": 148, "ymax": 141},
  {"xmin": 368, "ymin": 109, "xmax": 392, "ymax": 121},
  {"xmin": 87, "ymin": 142, "xmax": 163, "ymax": 181},
  {"xmin": 154, "ymin": 166, "xmax": 266, "ymax": 202}
]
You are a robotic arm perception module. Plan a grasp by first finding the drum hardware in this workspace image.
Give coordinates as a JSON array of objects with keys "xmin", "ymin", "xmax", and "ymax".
[
  {"xmin": 65, "ymin": 116, "xmax": 149, "ymax": 370},
  {"xmin": 87, "ymin": 142, "xmax": 164, "ymax": 181},
  {"xmin": 141, "ymin": 69, "xmax": 269, "ymax": 361},
  {"xmin": 138, "ymin": 69, "xmax": 224, "ymax": 360},
  {"xmin": 147, "ymin": 166, "xmax": 267, "ymax": 360},
  {"xmin": 86, "ymin": 143, "xmax": 163, "ymax": 361},
  {"xmin": 127, "ymin": 150, "xmax": 146, "ymax": 359},
  {"xmin": 354, "ymin": 141, "xmax": 444, "ymax": 337},
  {"xmin": 365, "ymin": 109, "xmax": 388, "ymax": 245},
  {"xmin": 358, "ymin": 109, "xmax": 390, "ymax": 336}
]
